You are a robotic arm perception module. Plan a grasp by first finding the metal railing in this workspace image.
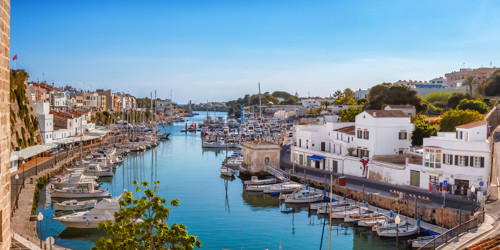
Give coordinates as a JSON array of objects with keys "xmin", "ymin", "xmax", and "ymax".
[
  {"xmin": 264, "ymin": 165, "xmax": 289, "ymax": 179},
  {"xmin": 418, "ymin": 211, "xmax": 485, "ymax": 249}
]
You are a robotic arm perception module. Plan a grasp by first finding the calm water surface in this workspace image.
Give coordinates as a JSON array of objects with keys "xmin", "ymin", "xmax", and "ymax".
[{"xmin": 37, "ymin": 112, "xmax": 400, "ymax": 249}]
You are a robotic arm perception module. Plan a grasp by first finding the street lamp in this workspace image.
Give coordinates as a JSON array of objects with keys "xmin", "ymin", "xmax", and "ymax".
[
  {"xmin": 395, "ymin": 215, "xmax": 401, "ymax": 250},
  {"xmin": 37, "ymin": 212, "xmax": 44, "ymax": 248},
  {"xmin": 21, "ymin": 160, "xmax": 25, "ymax": 188},
  {"xmin": 14, "ymin": 174, "xmax": 19, "ymax": 209},
  {"xmin": 471, "ymin": 186, "xmax": 476, "ymax": 213}
]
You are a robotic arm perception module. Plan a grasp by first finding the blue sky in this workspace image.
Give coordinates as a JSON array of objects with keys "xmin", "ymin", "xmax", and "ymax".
[{"xmin": 11, "ymin": 0, "xmax": 500, "ymax": 103}]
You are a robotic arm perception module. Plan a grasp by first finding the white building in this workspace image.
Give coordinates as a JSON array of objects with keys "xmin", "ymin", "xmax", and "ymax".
[
  {"xmin": 355, "ymin": 89, "xmax": 369, "ymax": 100},
  {"xmin": 354, "ymin": 110, "xmax": 414, "ymax": 157},
  {"xmin": 90, "ymin": 92, "xmax": 99, "ymax": 110},
  {"xmin": 301, "ymin": 99, "xmax": 323, "ymax": 109},
  {"xmin": 407, "ymin": 120, "xmax": 490, "ymax": 193},
  {"xmin": 157, "ymin": 99, "xmax": 173, "ymax": 116},
  {"xmin": 51, "ymin": 89, "xmax": 70, "ymax": 111},
  {"xmin": 35, "ymin": 102, "xmax": 54, "ymax": 144}
]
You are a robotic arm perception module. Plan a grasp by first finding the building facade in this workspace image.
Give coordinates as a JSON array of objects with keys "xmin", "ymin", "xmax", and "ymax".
[
  {"xmin": 35, "ymin": 102, "xmax": 54, "ymax": 144},
  {"xmin": 0, "ymin": 1, "xmax": 11, "ymax": 247}
]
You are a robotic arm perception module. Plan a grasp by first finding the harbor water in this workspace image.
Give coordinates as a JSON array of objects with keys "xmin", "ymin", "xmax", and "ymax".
[{"xmin": 36, "ymin": 112, "xmax": 401, "ymax": 249}]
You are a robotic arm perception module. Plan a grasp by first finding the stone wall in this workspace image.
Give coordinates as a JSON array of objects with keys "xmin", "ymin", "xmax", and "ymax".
[
  {"xmin": 242, "ymin": 141, "xmax": 280, "ymax": 174},
  {"xmin": 0, "ymin": 0, "xmax": 10, "ymax": 248},
  {"xmin": 297, "ymin": 176, "xmax": 469, "ymax": 228}
]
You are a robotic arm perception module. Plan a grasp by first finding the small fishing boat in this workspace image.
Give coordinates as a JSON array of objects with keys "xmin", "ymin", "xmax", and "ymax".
[
  {"xmin": 376, "ymin": 224, "xmax": 419, "ymax": 237},
  {"xmin": 54, "ymin": 196, "xmax": 121, "ymax": 228},
  {"xmin": 53, "ymin": 199, "xmax": 97, "ymax": 211},
  {"xmin": 64, "ymin": 164, "xmax": 113, "ymax": 177},
  {"xmin": 244, "ymin": 176, "xmax": 276, "ymax": 185},
  {"xmin": 51, "ymin": 183, "xmax": 111, "ymax": 199},
  {"xmin": 409, "ymin": 235, "xmax": 443, "ymax": 248},
  {"xmin": 283, "ymin": 189, "xmax": 324, "ymax": 204},
  {"xmin": 263, "ymin": 183, "xmax": 302, "ymax": 194},
  {"xmin": 344, "ymin": 211, "xmax": 385, "ymax": 223},
  {"xmin": 357, "ymin": 218, "xmax": 387, "ymax": 227},
  {"xmin": 220, "ymin": 166, "xmax": 235, "ymax": 177}
]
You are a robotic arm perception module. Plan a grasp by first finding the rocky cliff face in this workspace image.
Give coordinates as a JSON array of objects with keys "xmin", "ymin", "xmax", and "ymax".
[{"xmin": 10, "ymin": 69, "xmax": 43, "ymax": 149}]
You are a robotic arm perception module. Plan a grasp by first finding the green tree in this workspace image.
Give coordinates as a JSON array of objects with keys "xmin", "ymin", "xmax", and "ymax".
[
  {"xmin": 439, "ymin": 109, "xmax": 484, "ymax": 132},
  {"xmin": 426, "ymin": 104, "xmax": 444, "ymax": 116},
  {"xmin": 343, "ymin": 88, "xmax": 355, "ymax": 99},
  {"xmin": 457, "ymin": 99, "xmax": 488, "ymax": 114},
  {"xmin": 339, "ymin": 106, "xmax": 363, "ymax": 122},
  {"xmin": 425, "ymin": 91, "xmax": 452, "ymax": 109},
  {"xmin": 411, "ymin": 117, "xmax": 437, "ymax": 146},
  {"xmin": 364, "ymin": 84, "xmax": 429, "ymax": 113},
  {"xmin": 93, "ymin": 181, "xmax": 201, "ymax": 250},
  {"xmin": 447, "ymin": 92, "xmax": 472, "ymax": 109},
  {"xmin": 461, "ymin": 76, "xmax": 479, "ymax": 95},
  {"xmin": 484, "ymin": 69, "xmax": 500, "ymax": 96},
  {"xmin": 333, "ymin": 90, "xmax": 344, "ymax": 100}
]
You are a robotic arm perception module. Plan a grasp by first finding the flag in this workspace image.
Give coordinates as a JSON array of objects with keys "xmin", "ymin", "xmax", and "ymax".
[{"xmin": 12, "ymin": 54, "xmax": 17, "ymax": 60}]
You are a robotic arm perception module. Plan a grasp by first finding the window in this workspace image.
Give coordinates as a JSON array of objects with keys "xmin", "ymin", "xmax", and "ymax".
[
  {"xmin": 456, "ymin": 155, "xmax": 467, "ymax": 166},
  {"xmin": 321, "ymin": 142, "xmax": 326, "ymax": 152},
  {"xmin": 399, "ymin": 131, "xmax": 407, "ymax": 140},
  {"xmin": 299, "ymin": 139, "xmax": 301, "ymax": 148},
  {"xmin": 443, "ymin": 154, "xmax": 453, "ymax": 165},
  {"xmin": 265, "ymin": 157, "xmax": 270, "ymax": 166},
  {"xmin": 363, "ymin": 130, "xmax": 369, "ymax": 140},
  {"xmin": 357, "ymin": 129, "xmax": 362, "ymax": 139},
  {"xmin": 424, "ymin": 148, "xmax": 441, "ymax": 168},
  {"xmin": 429, "ymin": 175, "xmax": 439, "ymax": 185},
  {"xmin": 307, "ymin": 158, "xmax": 311, "ymax": 167},
  {"xmin": 472, "ymin": 156, "xmax": 485, "ymax": 168},
  {"xmin": 306, "ymin": 140, "xmax": 309, "ymax": 149}
]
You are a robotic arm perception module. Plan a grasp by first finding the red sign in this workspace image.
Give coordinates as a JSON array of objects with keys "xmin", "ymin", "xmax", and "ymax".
[{"xmin": 429, "ymin": 182, "xmax": 432, "ymax": 192}]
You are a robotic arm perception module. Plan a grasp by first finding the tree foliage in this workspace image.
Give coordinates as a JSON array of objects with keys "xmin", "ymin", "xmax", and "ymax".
[
  {"xmin": 93, "ymin": 181, "xmax": 201, "ymax": 250},
  {"xmin": 411, "ymin": 116, "xmax": 437, "ymax": 146},
  {"xmin": 447, "ymin": 92, "xmax": 472, "ymax": 109},
  {"xmin": 425, "ymin": 91, "xmax": 452, "ymax": 109},
  {"xmin": 339, "ymin": 106, "xmax": 363, "ymax": 122},
  {"xmin": 426, "ymin": 104, "xmax": 444, "ymax": 116},
  {"xmin": 461, "ymin": 76, "xmax": 480, "ymax": 95},
  {"xmin": 484, "ymin": 69, "xmax": 500, "ymax": 96},
  {"xmin": 439, "ymin": 109, "xmax": 484, "ymax": 132},
  {"xmin": 364, "ymin": 84, "xmax": 429, "ymax": 113},
  {"xmin": 457, "ymin": 99, "xmax": 488, "ymax": 114}
]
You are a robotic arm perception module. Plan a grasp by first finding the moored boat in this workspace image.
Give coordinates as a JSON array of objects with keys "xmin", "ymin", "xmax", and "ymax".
[{"xmin": 53, "ymin": 199, "xmax": 97, "ymax": 211}]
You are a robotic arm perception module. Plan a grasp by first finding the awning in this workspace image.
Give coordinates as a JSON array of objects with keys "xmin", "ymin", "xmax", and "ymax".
[
  {"xmin": 10, "ymin": 144, "xmax": 58, "ymax": 161},
  {"xmin": 308, "ymin": 155, "xmax": 325, "ymax": 161}
]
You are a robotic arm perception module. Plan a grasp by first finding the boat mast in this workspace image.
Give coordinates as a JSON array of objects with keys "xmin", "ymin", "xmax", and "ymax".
[{"xmin": 329, "ymin": 175, "xmax": 333, "ymax": 250}]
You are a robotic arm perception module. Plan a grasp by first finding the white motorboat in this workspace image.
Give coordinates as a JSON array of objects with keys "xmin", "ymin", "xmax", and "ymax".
[
  {"xmin": 263, "ymin": 183, "xmax": 302, "ymax": 194},
  {"xmin": 357, "ymin": 218, "xmax": 387, "ymax": 227},
  {"xmin": 220, "ymin": 166, "xmax": 235, "ymax": 177},
  {"xmin": 344, "ymin": 211, "xmax": 385, "ymax": 223},
  {"xmin": 329, "ymin": 207, "xmax": 369, "ymax": 219},
  {"xmin": 244, "ymin": 176, "xmax": 277, "ymax": 185},
  {"xmin": 51, "ymin": 183, "xmax": 111, "ymax": 199},
  {"xmin": 51, "ymin": 173, "xmax": 99, "ymax": 189},
  {"xmin": 64, "ymin": 164, "xmax": 114, "ymax": 177},
  {"xmin": 54, "ymin": 195, "xmax": 121, "ymax": 228},
  {"xmin": 284, "ymin": 189, "xmax": 324, "ymax": 204},
  {"xmin": 376, "ymin": 224, "xmax": 419, "ymax": 237},
  {"xmin": 53, "ymin": 199, "xmax": 97, "ymax": 211}
]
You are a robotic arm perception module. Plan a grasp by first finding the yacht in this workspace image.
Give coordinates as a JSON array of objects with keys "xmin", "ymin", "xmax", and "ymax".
[
  {"xmin": 53, "ymin": 199, "xmax": 97, "ymax": 211},
  {"xmin": 51, "ymin": 183, "xmax": 111, "ymax": 199},
  {"xmin": 54, "ymin": 196, "xmax": 121, "ymax": 228}
]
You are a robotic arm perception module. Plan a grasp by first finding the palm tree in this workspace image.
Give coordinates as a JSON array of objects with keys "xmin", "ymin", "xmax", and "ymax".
[
  {"xmin": 333, "ymin": 90, "xmax": 344, "ymax": 100},
  {"xmin": 462, "ymin": 76, "xmax": 479, "ymax": 95}
]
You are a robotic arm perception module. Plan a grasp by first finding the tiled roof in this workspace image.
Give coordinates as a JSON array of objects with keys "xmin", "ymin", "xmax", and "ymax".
[
  {"xmin": 456, "ymin": 120, "xmax": 487, "ymax": 129},
  {"xmin": 364, "ymin": 110, "xmax": 409, "ymax": 118},
  {"xmin": 386, "ymin": 104, "xmax": 415, "ymax": 109},
  {"xmin": 334, "ymin": 125, "xmax": 356, "ymax": 135}
]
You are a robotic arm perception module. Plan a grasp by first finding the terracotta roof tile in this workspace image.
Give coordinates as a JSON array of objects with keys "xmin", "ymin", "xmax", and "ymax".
[
  {"xmin": 364, "ymin": 110, "xmax": 409, "ymax": 118},
  {"xmin": 456, "ymin": 120, "xmax": 487, "ymax": 129}
]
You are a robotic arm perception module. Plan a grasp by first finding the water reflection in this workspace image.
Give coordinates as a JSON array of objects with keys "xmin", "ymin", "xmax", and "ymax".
[{"xmin": 242, "ymin": 192, "xmax": 280, "ymax": 209}]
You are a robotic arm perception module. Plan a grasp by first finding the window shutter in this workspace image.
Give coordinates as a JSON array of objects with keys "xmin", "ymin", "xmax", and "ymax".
[
  {"xmin": 465, "ymin": 156, "xmax": 469, "ymax": 166},
  {"xmin": 442, "ymin": 154, "xmax": 446, "ymax": 163},
  {"xmin": 455, "ymin": 155, "xmax": 458, "ymax": 166},
  {"xmin": 481, "ymin": 157, "xmax": 485, "ymax": 168},
  {"xmin": 449, "ymin": 155, "xmax": 453, "ymax": 165},
  {"xmin": 470, "ymin": 156, "xmax": 474, "ymax": 167}
]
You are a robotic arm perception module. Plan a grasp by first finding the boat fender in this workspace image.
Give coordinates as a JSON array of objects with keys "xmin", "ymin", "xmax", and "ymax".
[
  {"xmin": 86, "ymin": 220, "xmax": 89, "ymax": 226},
  {"xmin": 61, "ymin": 174, "xmax": 65, "ymax": 177},
  {"xmin": 57, "ymin": 178, "xmax": 61, "ymax": 183}
]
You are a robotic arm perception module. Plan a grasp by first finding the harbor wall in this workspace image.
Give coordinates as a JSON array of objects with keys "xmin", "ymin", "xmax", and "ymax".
[{"xmin": 294, "ymin": 176, "xmax": 470, "ymax": 229}]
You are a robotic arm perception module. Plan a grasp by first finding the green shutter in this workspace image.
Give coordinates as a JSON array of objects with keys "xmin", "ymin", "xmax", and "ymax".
[
  {"xmin": 455, "ymin": 155, "xmax": 458, "ymax": 166},
  {"xmin": 470, "ymin": 156, "xmax": 474, "ymax": 167},
  {"xmin": 442, "ymin": 154, "xmax": 446, "ymax": 163},
  {"xmin": 481, "ymin": 157, "xmax": 485, "ymax": 168},
  {"xmin": 465, "ymin": 156, "xmax": 469, "ymax": 166}
]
